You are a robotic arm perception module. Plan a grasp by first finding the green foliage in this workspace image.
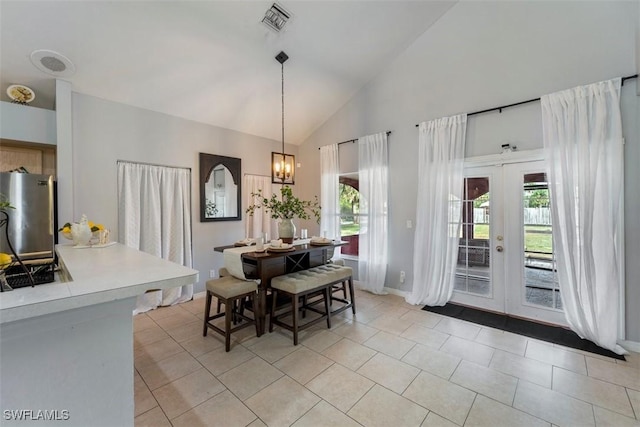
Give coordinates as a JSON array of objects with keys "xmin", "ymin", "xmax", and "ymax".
[
  {"xmin": 0, "ymin": 193, "xmax": 15, "ymax": 210},
  {"xmin": 246, "ymin": 186, "xmax": 321, "ymax": 223},
  {"xmin": 525, "ymin": 189, "xmax": 550, "ymax": 208},
  {"xmin": 473, "ymin": 193, "xmax": 490, "ymax": 208}
]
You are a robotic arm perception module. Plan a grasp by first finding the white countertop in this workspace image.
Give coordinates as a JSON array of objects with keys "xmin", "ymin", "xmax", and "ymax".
[{"xmin": 0, "ymin": 243, "xmax": 199, "ymax": 324}]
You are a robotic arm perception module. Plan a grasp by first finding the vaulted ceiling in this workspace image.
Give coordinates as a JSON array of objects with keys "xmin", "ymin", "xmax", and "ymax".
[{"xmin": 0, "ymin": 1, "xmax": 456, "ymax": 144}]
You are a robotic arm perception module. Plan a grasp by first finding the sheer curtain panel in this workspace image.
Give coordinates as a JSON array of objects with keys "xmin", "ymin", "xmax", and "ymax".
[
  {"xmin": 244, "ymin": 174, "xmax": 274, "ymax": 240},
  {"xmin": 320, "ymin": 144, "xmax": 340, "ymax": 258},
  {"xmin": 541, "ymin": 78, "xmax": 626, "ymax": 354},
  {"xmin": 358, "ymin": 133, "xmax": 388, "ymax": 294},
  {"xmin": 118, "ymin": 162, "xmax": 194, "ymax": 314},
  {"xmin": 407, "ymin": 115, "xmax": 467, "ymax": 306}
]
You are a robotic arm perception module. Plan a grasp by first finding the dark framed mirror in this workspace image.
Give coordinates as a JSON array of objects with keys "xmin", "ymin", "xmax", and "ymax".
[{"xmin": 199, "ymin": 153, "xmax": 241, "ymax": 222}]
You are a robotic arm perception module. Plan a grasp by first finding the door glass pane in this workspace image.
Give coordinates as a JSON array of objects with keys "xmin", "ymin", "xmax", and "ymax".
[
  {"xmin": 455, "ymin": 177, "xmax": 491, "ymax": 295},
  {"xmin": 522, "ymin": 173, "xmax": 562, "ymax": 309}
]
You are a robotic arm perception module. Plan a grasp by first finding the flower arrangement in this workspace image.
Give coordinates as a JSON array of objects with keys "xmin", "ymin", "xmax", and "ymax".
[
  {"xmin": 246, "ymin": 186, "xmax": 320, "ymax": 222},
  {"xmin": 59, "ymin": 219, "xmax": 105, "ymax": 240},
  {"xmin": 0, "ymin": 252, "xmax": 11, "ymax": 270}
]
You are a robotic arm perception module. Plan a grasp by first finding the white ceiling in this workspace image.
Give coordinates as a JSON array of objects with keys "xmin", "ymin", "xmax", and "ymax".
[{"xmin": 0, "ymin": 1, "xmax": 456, "ymax": 144}]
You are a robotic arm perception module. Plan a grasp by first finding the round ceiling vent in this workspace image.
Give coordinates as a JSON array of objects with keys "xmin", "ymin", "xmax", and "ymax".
[{"xmin": 30, "ymin": 50, "xmax": 76, "ymax": 77}]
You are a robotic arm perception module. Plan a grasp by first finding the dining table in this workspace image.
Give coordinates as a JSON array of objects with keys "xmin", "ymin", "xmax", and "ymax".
[{"xmin": 214, "ymin": 239, "xmax": 347, "ymax": 335}]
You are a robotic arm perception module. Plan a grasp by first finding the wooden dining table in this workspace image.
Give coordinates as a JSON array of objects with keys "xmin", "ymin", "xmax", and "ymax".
[{"xmin": 214, "ymin": 240, "xmax": 347, "ymax": 335}]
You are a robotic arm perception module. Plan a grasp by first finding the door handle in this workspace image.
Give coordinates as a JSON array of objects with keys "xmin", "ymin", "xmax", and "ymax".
[{"xmin": 496, "ymin": 245, "xmax": 504, "ymax": 252}]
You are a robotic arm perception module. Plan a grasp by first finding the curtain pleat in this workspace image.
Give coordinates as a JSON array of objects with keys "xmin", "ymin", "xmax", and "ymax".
[
  {"xmin": 358, "ymin": 133, "xmax": 388, "ymax": 294},
  {"xmin": 117, "ymin": 162, "xmax": 194, "ymax": 314},
  {"xmin": 320, "ymin": 144, "xmax": 341, "ymax": 258},
  {"xmin": 407, "ymin": 114, "xmax": 467, "ymax": 306},
  {"xmin": 541, "ymin": 78, "xmax": 626, "ymax": 354},
  {"xmin": 244, "ymin": 175, "xmax": 274, "ymax": 240}
]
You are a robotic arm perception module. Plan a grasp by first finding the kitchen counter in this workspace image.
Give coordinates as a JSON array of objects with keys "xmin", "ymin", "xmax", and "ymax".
[
  {"xmin": 0, "ymin": 243, "xmax": 199, "ymax": 426},
  {"xmin": 0, "ymin": 243, "xmax": 197, "ymax": 324}
]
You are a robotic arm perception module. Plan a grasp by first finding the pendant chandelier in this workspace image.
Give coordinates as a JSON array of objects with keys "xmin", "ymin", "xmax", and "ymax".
[{"xmin": 272, "ymin": 51, "xmax": 295, "ymax": 185}]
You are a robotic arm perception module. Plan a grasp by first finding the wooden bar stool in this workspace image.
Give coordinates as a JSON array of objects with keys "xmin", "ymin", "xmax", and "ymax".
[{"xmin": 203, "ymin": 276, "xmax": 258, "ymax": 352}]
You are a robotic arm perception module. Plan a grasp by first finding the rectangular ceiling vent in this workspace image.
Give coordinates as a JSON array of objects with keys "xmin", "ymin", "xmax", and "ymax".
[{"xmin": 262, "ymin": 3, "xmax": 290, "ymax": 32}]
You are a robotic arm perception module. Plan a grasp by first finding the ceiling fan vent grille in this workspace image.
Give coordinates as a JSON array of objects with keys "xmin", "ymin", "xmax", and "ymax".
[
  {"xmin": 30, "ymin": 50, "xmax": 76, "ymax": 77},
  {"xmin": 262, "ymin": 3, "xmax": 290, "ymax": 32}
]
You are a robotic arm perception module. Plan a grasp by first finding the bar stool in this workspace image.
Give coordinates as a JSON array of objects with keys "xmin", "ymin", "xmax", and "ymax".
[{"xmin": 203, "ymin": 276, "xmax": 258, "ymax": 352}]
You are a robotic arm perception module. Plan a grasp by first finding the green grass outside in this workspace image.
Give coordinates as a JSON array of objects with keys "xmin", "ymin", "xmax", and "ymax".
[
  {"xmin": 472, "ymin": 224, "xmax": 552, "ymax": 254},
  {"xmin": 341, "ymin": 222, "xmax": 360, "ymax": 236}
]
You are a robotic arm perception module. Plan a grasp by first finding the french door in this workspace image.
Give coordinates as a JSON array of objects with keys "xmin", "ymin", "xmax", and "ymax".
[{"xmin": 451, "ymin": 155, "xmax": 567, "ymax": 326}]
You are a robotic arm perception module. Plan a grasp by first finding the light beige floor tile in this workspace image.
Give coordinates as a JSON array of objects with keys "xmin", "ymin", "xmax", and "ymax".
[
  {"xmin": 513, "ymin": 380, "xmax": 595, "ymax": 426},
  {"xmin": 134, "ymin": 406, "xmax": 171, "ymax": 427},
  {"xmin": 475, "ymin": 328, "xmax": 528, "ymax": 355},
  {"xmin": 348, "ymin": 384, "xmax": 428, "ymax": 427},
  {"xmin": 434, "ymin": 317, "xmax": 481, "ymax": 340},
  {"xmin": 135, "ymin": 337, "xmax": 184, "ymax": 366},
  {"xmin": 618, "ymin": 352, "xmax": 640, "ymax": 369},
  {"xmin": 197, "ymin": 345, "xmax": 255, "ymax": 376},
  {"xmin": 526, "ymin": 340, "xmax": 587, "ymax": 374},
  {"xmin": 321, "ymin": 338, "xmax": 377, "ymax": 370},
  {"xmin": 332, "ymin": 320, "xmax": 379, "ymax": 343},
  {"xmin": 450, "ymin": 360, "xmax": 518, "ymax": 405},
  {"xmin": 440, "ymin": 336, "xmax": 494, "ymax": 367},
  {"xmin": 171, "ymin": 390, "xmax": 257, "ymax": 427},
  {"xmin": 164, "ymin": 320, "xmax": 203, "ymax": 343},
  {"xmin": 218, "ymin": 356, "xmax": 284, "ymax": 401},
  {"xmin": 363, "ymin": 330, "xmax": 416, "ymax": 359},
  {"xmin": 247, "ymin": 419, "xmax": 267, "ymax": 427},
  {"xmin": 180, "ymin": 297, "xmax": 206, "ymax": 315},
  {"xmin": 134, "ymin": 324, "xmax": 170, "ymax": 348},
  {"xmin": 152, "ymin": 368, "xmax": 226, "ymax": 420},
  {"xmin": 400, "ymin": 309, "xmax": 442, "ymax": 329},
  {"xmin": 273, "ymin": 347, "xmax": 334, "ymax": 385},
  {"xmin": 587, "ymin": 356, "xmax": 640, "ymax": 391},
  {"xmin": 179, "ymin": 334, "xmax": 224, "ymax": 358},
  {"xmin": 593, "ymin": 406, "xmax": 640, "ymax": 426},
  {"xmin": 306, "ymin": 363, "xmax": 375, "ymax": 412},
  {"xmin": 552, "ymin": 366, "xmax": 635, "ymax": 417},
  {"xmin": 402, "ymin": 344, "xmax": 461, "ymax": 380},
  {"xmin": 134, "ymin": 374, "xmax": 158, "ymax": 417},
  {"xmin": 154, "ymin": 309, "xmax": 200, "ymax": 330},
  {"xmin": 247, "ymin": 331, "xmax": 298, "ymax": 363},
  {"xmin": 352, "ymin": 306, "xmax": 388, "ymax": 324},
  {"xmin": 292, "ymin": 400, "xmax": 361, "ymax": 427},
  {"xmin": 357, "ymin": 352, "xmax": 420, "ymax": 394},
  {"xmin": 401, "ymin": 324, "xmax": 450, "ymax": 349},
  {"xmin": 300, "ymin": 329, "xmax": 342, "ymax": 352},
  {"xmin": 368, "ymin": 314, "xmax": 413, "ymax": 335},
  {"xmin": 245, "ymin": 376, "xmax": 321, "ymax": 427},
  {"xmin": 136, "ymin": 350, "xmax": 202, "ymax": 390},
  {"xmin": 134, "ymin": 314, "xmax": 157, "ymax": 333},
  {"xmin": 628, "ymin": 388, "xmax": 640, "ymax": 420},
  {"xmin": 466, "ymin": 394, "xmax": 550, "ymax": 427},
  {"xmin": 403, "ymin": 371, "xmax": 476, "ymax": 425},
  {"xmin": 490, "ymin": 349, "xmax": 552, "ymax": 388},
  {"xmin": 421, "ymin": 411, "xmax": 460, "ymax": 427},
  {"xmin": 146, "ymin": 304, "xmax": 188, "ymax": 320}
]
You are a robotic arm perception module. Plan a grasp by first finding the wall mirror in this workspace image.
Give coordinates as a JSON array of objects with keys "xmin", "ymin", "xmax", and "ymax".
[{"xmin": 199, "ymin": 153, "xmax": 241, "ymax": 222}]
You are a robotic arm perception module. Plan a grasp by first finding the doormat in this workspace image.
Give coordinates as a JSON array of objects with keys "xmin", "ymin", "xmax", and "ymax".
[{"xmin": 422, "ymin": 303, "xmax": 625, "ymax": 360}]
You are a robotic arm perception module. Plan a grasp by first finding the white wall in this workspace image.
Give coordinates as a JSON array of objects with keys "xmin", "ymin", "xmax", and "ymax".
[
  {"xmin": 72, "ymin": 93, "xmax": 298, "ymax": 294},
  {"xmin": 298, "ymin": 1, "xmax": 640, "ymax": 340},
  {"xmin": 0, "ymin": 101, "xmax": 56, "ymax": 144}
]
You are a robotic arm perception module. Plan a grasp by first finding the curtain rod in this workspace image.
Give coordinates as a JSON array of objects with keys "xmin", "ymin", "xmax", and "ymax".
[
  {"xmin": 414, "ymin": 74, "xmax": 638, "ymax": 127},
  {"xmin": 318, "ymin": 131, "xmax": 392, "ymax": 150},
  {"xmin": 117, "ymin": 159, "xmax": 191, "ymax": 171}
]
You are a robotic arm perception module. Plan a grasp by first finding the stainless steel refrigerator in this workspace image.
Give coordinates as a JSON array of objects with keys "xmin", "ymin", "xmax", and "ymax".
[{"xmin": 0, "ymin": 172, "xmax": 56, "ymax": 288}]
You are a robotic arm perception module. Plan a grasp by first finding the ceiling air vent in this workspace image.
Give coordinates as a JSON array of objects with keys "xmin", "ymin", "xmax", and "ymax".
[
  {"xmin": 262, "ymin": 3, "xmax": 290, "ymax": 32},
  {"xmin": 30, "ymin": 50, "xmax": 76, "ymax": 77}
]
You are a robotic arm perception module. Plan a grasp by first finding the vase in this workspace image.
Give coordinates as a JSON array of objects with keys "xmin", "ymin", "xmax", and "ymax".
[
  {"xmin": 71, "ymin": 215, "xmax": 92, "ymax": 246},
  {"xmin": 278, "ymin": 218, "xmax": 296, "ymax": 244}
]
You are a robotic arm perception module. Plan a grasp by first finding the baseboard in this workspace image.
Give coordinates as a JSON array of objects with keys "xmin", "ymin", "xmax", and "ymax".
[
  {"xmin": 193, "ymin": 291, "xmax": 206, "ymax": 300},
  {"xmin": 620, "ymin": 340, "xmax": 640, "ymax": 353},
  {"xmin": 383, "ymin": 287, "xmax": 410, "ymax": 299}
]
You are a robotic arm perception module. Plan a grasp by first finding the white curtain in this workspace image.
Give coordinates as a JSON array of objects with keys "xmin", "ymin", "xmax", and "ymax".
[
  {"xmin": 320, "ymin": 144, "xmax": 341, "ymax": 258},
  {"xmin": 117, "ymin": 162, "xmax": 194, "ymax": 315},
  {"xmin": 358, "ymin": 132, "xmax": 388, "ymax": 294},
  {"xmin": 541, "ymin": 78, "xmax": 626, "ymax": 354},
  {"xmin": 407, "ymin": 115, "xmax": 467, "ymax": 306},
  {"xmin": 244, "ymin": 174, "xmax": 274, "ymax": 240}
]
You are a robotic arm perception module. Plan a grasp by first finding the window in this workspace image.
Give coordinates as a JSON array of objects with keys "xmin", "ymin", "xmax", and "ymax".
[{"xmin": 339, "ymin": 174, "xmax": 360, "ymax": 256}]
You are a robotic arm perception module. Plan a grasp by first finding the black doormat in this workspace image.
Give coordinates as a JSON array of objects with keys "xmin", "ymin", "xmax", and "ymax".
[{"xmin": 423, "ymin": 303, "xmax": 625, "ymax": 360}]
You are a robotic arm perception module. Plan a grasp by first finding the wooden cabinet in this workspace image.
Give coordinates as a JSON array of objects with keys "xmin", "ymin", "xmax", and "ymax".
[{"xmin": 0, "ymin": 139, "xmax": 56, "ymax": 177}]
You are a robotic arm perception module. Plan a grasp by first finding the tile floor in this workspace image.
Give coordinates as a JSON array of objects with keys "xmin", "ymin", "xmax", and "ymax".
[{"xmin": 134, "ymin": 289, "xmax": 640, "ymax": 427}]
